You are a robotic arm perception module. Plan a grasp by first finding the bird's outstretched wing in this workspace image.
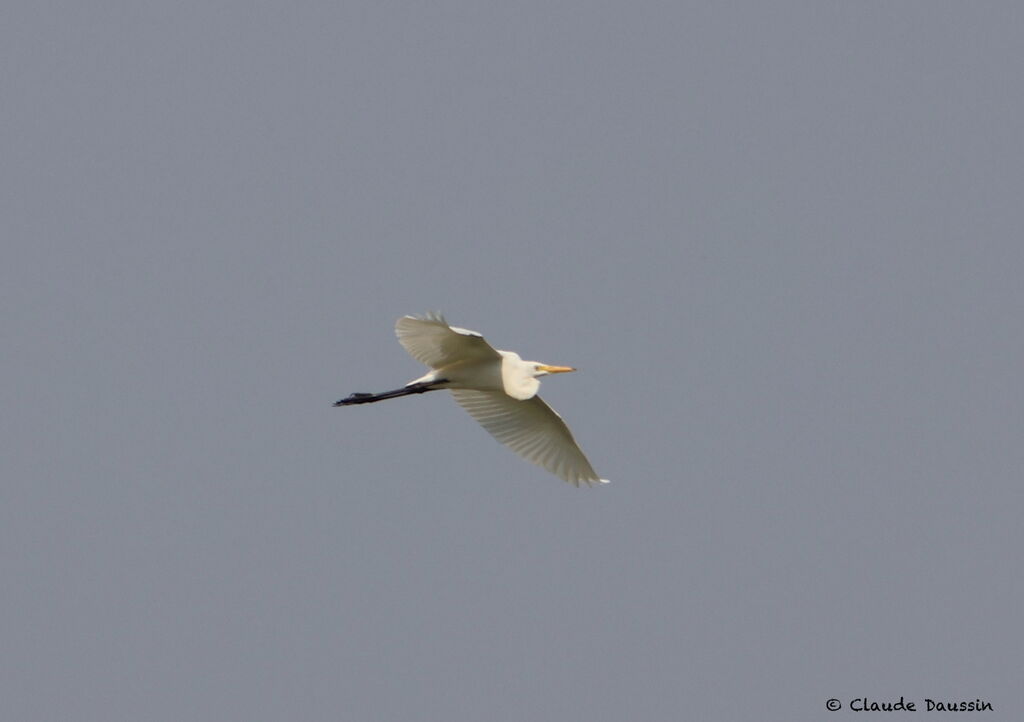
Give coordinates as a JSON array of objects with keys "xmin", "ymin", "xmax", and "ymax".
[
  {"xmin": 450, "ymin": 389, "xmax": 607, "ymax": 486},
  {"xmin": 395, "ymin": 312, "xmax": 500, "ymax": 368}
]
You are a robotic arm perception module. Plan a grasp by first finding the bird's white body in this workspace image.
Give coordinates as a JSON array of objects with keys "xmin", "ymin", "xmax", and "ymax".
[
  {"xmin": 337, "ymin": 312, "xmax": 608, "ymax": 487},
  {"xmin": 409, "ymin": 350, "xmax": 538, "ymax": 399}
]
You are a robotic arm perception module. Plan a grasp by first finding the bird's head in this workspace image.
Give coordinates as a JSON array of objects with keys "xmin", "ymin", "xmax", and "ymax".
[
  {"xmin": 499, "ymin": 351, "xmax": 576, "ymax": 399},
  {"xmin": 529, "ymin": 363, "xmax": 576, "ymax": 378}
]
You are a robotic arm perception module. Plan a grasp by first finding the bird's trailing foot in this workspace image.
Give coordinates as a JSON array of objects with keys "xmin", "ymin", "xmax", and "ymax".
[
  {"xmin": 334, "ymin": 392, "xmax": 376, "ymax": 405},
  {"xmin": 333, "ymin": 380, "xmax": 447, "ymax": 406}
]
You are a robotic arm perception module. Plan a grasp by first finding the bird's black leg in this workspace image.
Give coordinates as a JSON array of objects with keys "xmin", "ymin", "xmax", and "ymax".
[{"xmin": 333, "ymin": 379, "xmax": 448, "ymax": 406}]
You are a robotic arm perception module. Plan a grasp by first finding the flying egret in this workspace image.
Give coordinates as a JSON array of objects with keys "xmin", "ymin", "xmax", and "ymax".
[{"xmin": 334, "ymin": 312, "xmax": 608, "ymax": 486}]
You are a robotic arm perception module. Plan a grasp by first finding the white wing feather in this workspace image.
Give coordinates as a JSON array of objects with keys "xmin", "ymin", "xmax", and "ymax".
[
  {"xmin": 395, "ymin": 312, "xmax": 500, "ymax": 368},
  {"xmin": 450, "ymin": 389, "xmax": 607, "ymax": 487}
]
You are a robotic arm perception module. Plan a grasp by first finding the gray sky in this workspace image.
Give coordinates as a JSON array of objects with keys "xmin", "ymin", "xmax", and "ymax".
[{"xmin": 4, "ymin": 2, "xmax": 1022, "ymax": 720}]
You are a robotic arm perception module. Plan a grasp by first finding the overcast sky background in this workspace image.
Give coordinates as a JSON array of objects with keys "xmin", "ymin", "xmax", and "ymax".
[{"xmin": 4, "ymin": 2, "xmax": 1022, "ymax": 720}]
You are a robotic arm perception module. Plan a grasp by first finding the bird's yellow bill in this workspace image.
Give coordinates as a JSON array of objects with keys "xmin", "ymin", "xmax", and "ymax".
[{"xmin": 538, "ymin": 364, "xmax": 576, "ymax": 374}]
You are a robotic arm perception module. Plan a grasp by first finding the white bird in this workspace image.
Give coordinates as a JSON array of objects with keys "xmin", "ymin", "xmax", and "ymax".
[{"xmin": 334, "ymin": 312, "xmax": 608, "ymax": 486}]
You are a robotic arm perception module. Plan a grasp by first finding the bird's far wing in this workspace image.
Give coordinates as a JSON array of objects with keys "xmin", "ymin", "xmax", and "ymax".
[
  {"xmin": 449, "ymin": 389, "xmax": 607, "ymax": 487},
  {"xmin": 395, "ymin": 312, "xmax": 500, "ymax": 368}
]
